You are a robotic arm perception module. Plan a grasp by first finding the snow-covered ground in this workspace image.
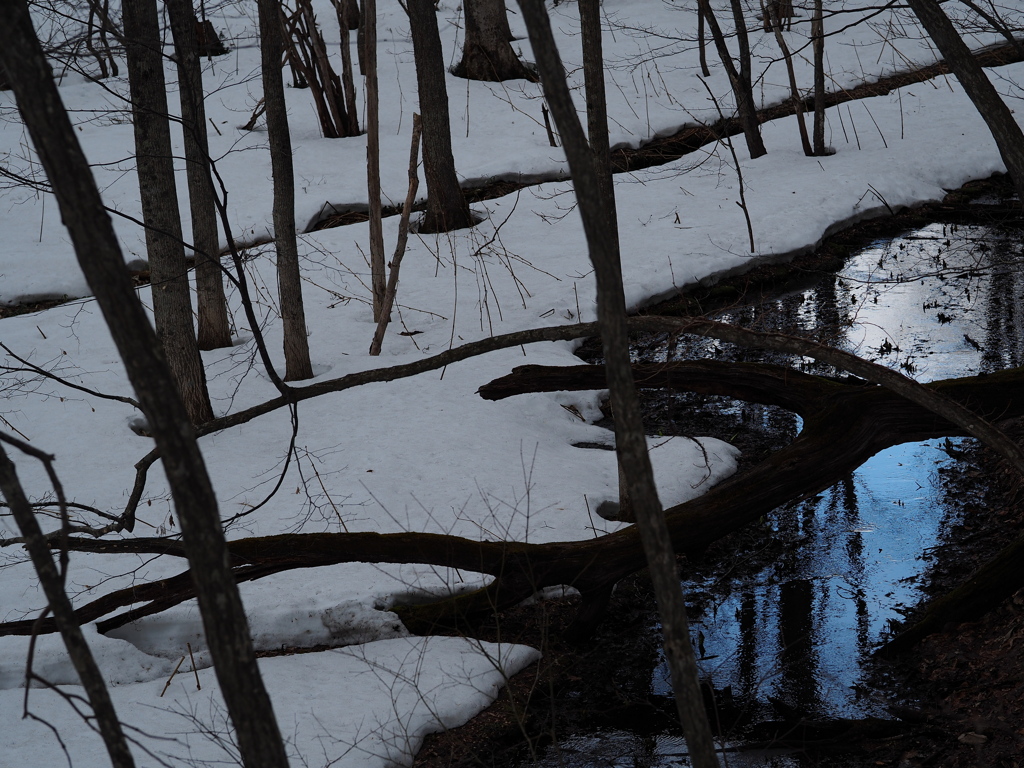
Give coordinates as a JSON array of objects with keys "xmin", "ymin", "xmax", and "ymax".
[{"xmin": 1, "ymin": 0, "xmax": 1022, "ymax": 764}]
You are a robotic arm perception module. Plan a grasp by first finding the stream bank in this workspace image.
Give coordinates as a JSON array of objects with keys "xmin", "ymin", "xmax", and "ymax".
[{"xmin": 413, "ymin": 174, "xmax": 1024, "ymax": 768}]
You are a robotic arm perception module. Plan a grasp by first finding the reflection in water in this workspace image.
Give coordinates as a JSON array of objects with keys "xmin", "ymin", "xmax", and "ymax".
[{"xmin": 527, "ymin": 221, "xmax": 1024, "ymax": 766}]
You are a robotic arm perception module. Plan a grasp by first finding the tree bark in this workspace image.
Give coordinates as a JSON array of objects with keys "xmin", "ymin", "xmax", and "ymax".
[
  {"xmin": 370, "ymin": 114, "xmax": 422, "ymax": 354},
  {"xmin": 258, "ymin": 0, "xmax": 314, "ymax": 380},
  {"xmin": 0, "ymin": 5, "xmax": 289, "ymax": 765},
  {"xmin": 514, "ymin": 2, "xmax": 720, "ymax": 764},
  {"xmin": 580, "ymin": 0, "xmax": 632, "ymax": 518},
  {"xmin": 812, "ymin": 0, "xmax": 826, "ymax": 155},
  {"xmin": 122, "ymin": 0, "xmax": 215, "ymax": 424},
  {"xmin": 905, "ymin": 0, "xmax": 1024, "ymax": 204},
  {"xmin": 765, "ymin": 0, "xmax": 813, "ymax": 156},
  {"xmin": 453, "ymin": 0, "xmax": 534, "ymax": 82},
  {"xmin": 364, "ymin": 0, "xmax": 386, "ymax": 320},
  {"xmin": 407, "ymin": 0, "xmax": 475, "ymax": 233},
  {"xmin": 332, "ymin": 0, "xmax": 360, "ymax": 136},
  {"xmin": 702, "ymin": 0, "xmax": 767, "ymax": 159},
  {"xmin": 697, "ymin": 0, "xmax": 710, "ymax": 77},
  {"xmin": 165, "ymin": 0, "xmax": 233, "ymax": 351}
]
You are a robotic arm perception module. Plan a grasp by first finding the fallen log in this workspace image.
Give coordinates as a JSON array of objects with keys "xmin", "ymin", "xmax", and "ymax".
[{"xmin": 6, "ymin": 359, "xmax": 1023, "ymax": 639}]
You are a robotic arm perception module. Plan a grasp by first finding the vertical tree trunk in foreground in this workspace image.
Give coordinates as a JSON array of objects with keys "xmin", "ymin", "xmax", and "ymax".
[
  {"xmin": 906, "ymin": 0, "xmax": 1024, "ymax": 204},
  {"xmin": 0, "ymin": 443, "xmax": 135, "ymax": 768},
  {"xmin": 515, "ymin": 1, "xmax": 720, "ymax": 765},
  {"xmin": 407, "ymin": 0, "xmax": 475, "ymax": 233},
  {"xmin": 166, "ymin": 0, "xmax": 233, "ymax": 350},
  {"xmin": 364, "ymin": 0, "xmax": 386, "ymax": 320},
  {"xmin": 0, "ymin": 5, "xmax": 289, "ymax": 765},
  {"xmin": 122, "ymin": 0, "xmax": 215, "ymax": 423},
  {"xmin": 454, "ymin": 0, "xmax": 534, "ymax": 82},
  {"xmin": 580, "ymin": 0, "xmax": 633, "ymax": 519},
  {"xmin": 258, "ymin": 0, "xmax": 314, "ymax": 380}
]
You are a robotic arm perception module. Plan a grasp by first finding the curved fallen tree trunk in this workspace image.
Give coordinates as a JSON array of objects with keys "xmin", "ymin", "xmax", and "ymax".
[{"xmin": 6, "ymin": 358, "xmax": 1024, "ymax": 639}]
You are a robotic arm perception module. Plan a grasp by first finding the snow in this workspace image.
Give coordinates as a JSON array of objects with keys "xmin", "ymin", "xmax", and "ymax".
[{"xmin": 0, "ymin": 0, "xmax": 1022, "ymax": 764}]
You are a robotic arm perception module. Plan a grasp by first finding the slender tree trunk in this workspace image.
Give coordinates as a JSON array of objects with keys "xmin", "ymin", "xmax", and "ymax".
[
  {"xmin": 580, "ymin": 0, "xmax": 631, "ymax": 517},
  {"xmin": 0, "ymin": 6, "xmax": 289, "ymax": 765},
  {"xmin": 516, "ymin": 1, "xmax": 720, "ymax": 764},
  {"xmin": 258, "ymin": 0, "xmax": 314, "ymax": 380},
  {"xmin": 357, "ymin": 0, "xmax": 367, "ymax": 73},
  {"xmin": 370, "ymin": 114, "xmax": 422, "ymax": 355},
  {"xmin": 958, "ymin": 0, "xmax": 1024, "ymax": 58},
  {"xmin": 906, "ymin": 0, "xmax": 1024, "ymax": 204},
  {"xmin": 166, "ymin": 0, "xmax": 233, "ymax": 350},
  {"xmin": 697, "ymin": 0, "xmax": 710, "ymax": 77},
  {"xmin": 122, "ymin": 0, "xmax": 215, "ymax": 424},
  {"xmin": 702, "ymin": 0, "xmax": 767, "ymax": 158},
  {"xmin": 333, "ymin": 0, "xmax": 360, "ymax": 136},
  {"xmin": 812, "ymin": 0, "xmax": 826, "ymax": 155},
  {"xmin": 765, "ymin": 0, "xmax": 813, "ymax": 156},
  {"xmin": 364, "ymin": 0, "xmax": 386, "ymax": 320},
  {"xmin": 454, "ymin": 0, "xmax": 534, "ymax": 82},
  {"xmin": 407, "ymin": 0, "xmax": 475, "ymax": 233},
  {"xmin": 0, "ymin": 443, "xmax": 135, "ymax": 768}
]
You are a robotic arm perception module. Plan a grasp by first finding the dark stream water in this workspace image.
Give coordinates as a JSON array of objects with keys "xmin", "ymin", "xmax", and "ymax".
[{"xmin": 521, "ymin": 214, "xmax": 1024, "ymax": 767}]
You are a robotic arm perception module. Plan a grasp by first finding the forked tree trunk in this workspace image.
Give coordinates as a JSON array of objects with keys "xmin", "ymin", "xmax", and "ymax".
[
  {"xmin": 453, "ymin": 0, "xmax": 534, "ymax": 82},
  {"xmin": 702, "ymin": 0, "xmax": 767, "ymax": 159},
  {"xmin": 516, "ymin": 1, "xmax": 720, "ymax": 765},
  {"xmin": 407, "ymin": 0, "xmax": 475, "ymax": 233},
  {"xmin": 166, "ymin": 0, "xmax": 233, "ymax": 351},
  {"xmin": 905, "ymin": 0, "xmax": 1024, "ymax": 204},
  {"xmin": 0, "ymin": 5, "xmax": 289, "ymax": 764},
  {"xmin": 122, "ymin": 0, "xmax": 214, "ymax": 424},
  {"xmin": 258, "ymin": 0, "xmax": 314, "ymax": 380},
  {"xmin": 332, "ymin": 0, "xmax": 360, "ymax": 132}
]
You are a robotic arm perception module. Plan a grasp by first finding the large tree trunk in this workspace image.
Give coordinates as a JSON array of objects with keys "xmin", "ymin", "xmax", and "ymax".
[
  {"xmin": 121, "ymin": 0, "xmax": 215, "ymax": 424},
  {"xmin": 702, "ymin": 0, "xmax": 767, "ymax": 159},
  {"xmin": 580, "ymin": 0, "xmax": 631, "ymax": 518},
  {"xmin": 453, "ymin": 0, "xmax": 534, "ymax": 82},
  {"xmin": 0, "ymin": 5, "xmax": 289, "ymax": 765},
  {"xmin": 514, "ymin": 2, "xmax": 720, "ymax": 764},
  {"xmin": 407, "ymin": 0, "xmax": 475, "ymax": 233},
  {"xmin": 165, "ymin": 0, "xmax": 233, "ymax": 351},
  {"xmin": 905, "ymin": 0, "xmax": 1024, "ymax": 204},
  {"xmin": 257, "ymin": 0, "xmax": 314, "ymax": 381}
]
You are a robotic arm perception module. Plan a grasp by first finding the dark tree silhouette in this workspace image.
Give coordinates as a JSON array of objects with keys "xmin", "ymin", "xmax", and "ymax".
[
  {"xmin": 122, "ymin": 0, "xmax": 215, "ymax": 423},
  {"xmin": 407, "ymin": 0, "xmax": 475, "ymax": 232},
  {"xmin": 0, "ymin": 4, "xmax": 289, "ymax": 764},
  {"xmin": 257, "ymin": 0, "xmax": 315, "ymax": 380}
]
